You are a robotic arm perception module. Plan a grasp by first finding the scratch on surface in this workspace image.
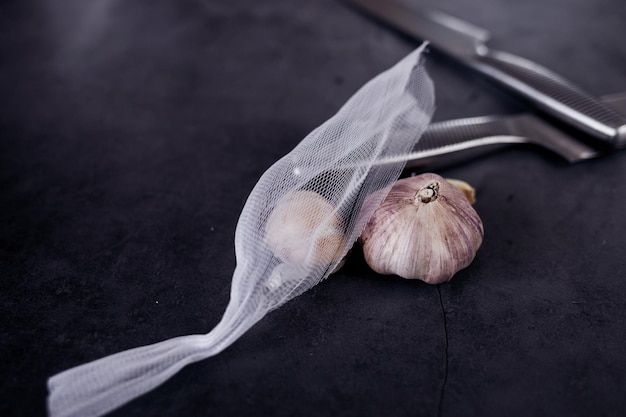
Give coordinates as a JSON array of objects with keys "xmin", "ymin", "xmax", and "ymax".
[{"xmin": 437, "ymin": 286, "xmax": 449, "ymax": 417}]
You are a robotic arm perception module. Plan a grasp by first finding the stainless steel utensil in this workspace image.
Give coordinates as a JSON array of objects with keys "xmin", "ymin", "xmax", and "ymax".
[
  {"xmin": 344, "ymin": 0, "xmax": 626, "ymax": 147},
  {"xmin": 392, "ymin": 94, "xmax": 626, "ymax": 171}
]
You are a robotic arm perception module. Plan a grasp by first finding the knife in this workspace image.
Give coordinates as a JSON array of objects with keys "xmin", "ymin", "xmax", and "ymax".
[
  {"xmin": 343, "ymin": 0, "xmax": 626, "ymax": 148},
  {"xmin": 391, "ymin": 92, "xmax": 626, "ymax": 171}
]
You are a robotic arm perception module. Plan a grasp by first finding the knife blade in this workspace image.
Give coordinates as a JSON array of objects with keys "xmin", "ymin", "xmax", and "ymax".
[
  {"xmin": 343, "ymin": 0, "xmax": 626, "ymax": 148},
  {"xmin": 392, "ymin": 93, "xmax": 626, "ymax": 171}
]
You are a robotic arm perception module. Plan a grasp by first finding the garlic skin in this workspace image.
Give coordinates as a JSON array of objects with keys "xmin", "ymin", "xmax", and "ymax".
[
  {"xmin": 264, "ymin": 190, "xmax": 345, "ymax": 268},
  {"xmin": 359, "ymin": 173, "xmax": 483, "ymax": 284}
]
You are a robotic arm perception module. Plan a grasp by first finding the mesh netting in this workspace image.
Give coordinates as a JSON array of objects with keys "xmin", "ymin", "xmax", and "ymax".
[{"xmin": 47, "ymin": 43, "xmax": 435, "ymax": 417}]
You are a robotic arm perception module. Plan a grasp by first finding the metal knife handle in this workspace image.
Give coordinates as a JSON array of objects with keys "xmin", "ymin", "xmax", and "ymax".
[
  {"xmin": 399, "ymin": 114, "xmax": 598, "ymax": 170},
  {"xmin": 471, "ymin": 49, "xmax": 626, "ymax": 147}
]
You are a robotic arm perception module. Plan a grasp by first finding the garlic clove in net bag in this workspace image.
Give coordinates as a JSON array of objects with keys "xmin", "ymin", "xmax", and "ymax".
[{"xmin": 47, "ymin": 43, "xmax": 435, "ymax": 417}]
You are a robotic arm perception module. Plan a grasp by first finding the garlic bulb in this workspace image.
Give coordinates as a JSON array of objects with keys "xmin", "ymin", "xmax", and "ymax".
[
  {"xmin": 264, "ymin": 190, "xmax": 345, "ymax": 268},
  {"xmin": 359, "ymin": 173, "xmax": 483, "ymax": 284}
]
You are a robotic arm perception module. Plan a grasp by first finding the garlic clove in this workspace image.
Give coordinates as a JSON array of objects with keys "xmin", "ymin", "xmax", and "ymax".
[
  {"xmin": 264, "ymin": 190, "xmax": 345, "ymax": 269},
  {"xmin": 445, "ymin": 178, "xmax": 476, "ymax": 204},
  {"xmin": 359, "ymin": 173, "xmax": 483, "ymax": 284}
]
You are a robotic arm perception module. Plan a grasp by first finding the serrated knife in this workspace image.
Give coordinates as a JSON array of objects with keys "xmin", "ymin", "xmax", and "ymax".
[{"xmin": 343, "ymin": 0, "xmax": 626, "ymax": 148}]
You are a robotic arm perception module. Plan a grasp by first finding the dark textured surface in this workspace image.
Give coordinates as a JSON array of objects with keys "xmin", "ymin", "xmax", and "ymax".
[{"xmin": 2, "ymin": 0, "xmax": 626, "ymax": 416}]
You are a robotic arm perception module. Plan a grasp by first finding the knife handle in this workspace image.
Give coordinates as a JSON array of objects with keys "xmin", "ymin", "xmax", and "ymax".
[
  {"xmin": 400, "ymin": 114, "xmax": 597, "ymax": 171},
  {"xmin": 471, "ymin": 49, "xmax": 626, "ymax": 147}
]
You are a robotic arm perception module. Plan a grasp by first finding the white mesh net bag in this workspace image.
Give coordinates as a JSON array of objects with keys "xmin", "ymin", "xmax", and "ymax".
[{"xmin": 47, "ymin": 43, "xmax": 435, "ymax": 417}]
